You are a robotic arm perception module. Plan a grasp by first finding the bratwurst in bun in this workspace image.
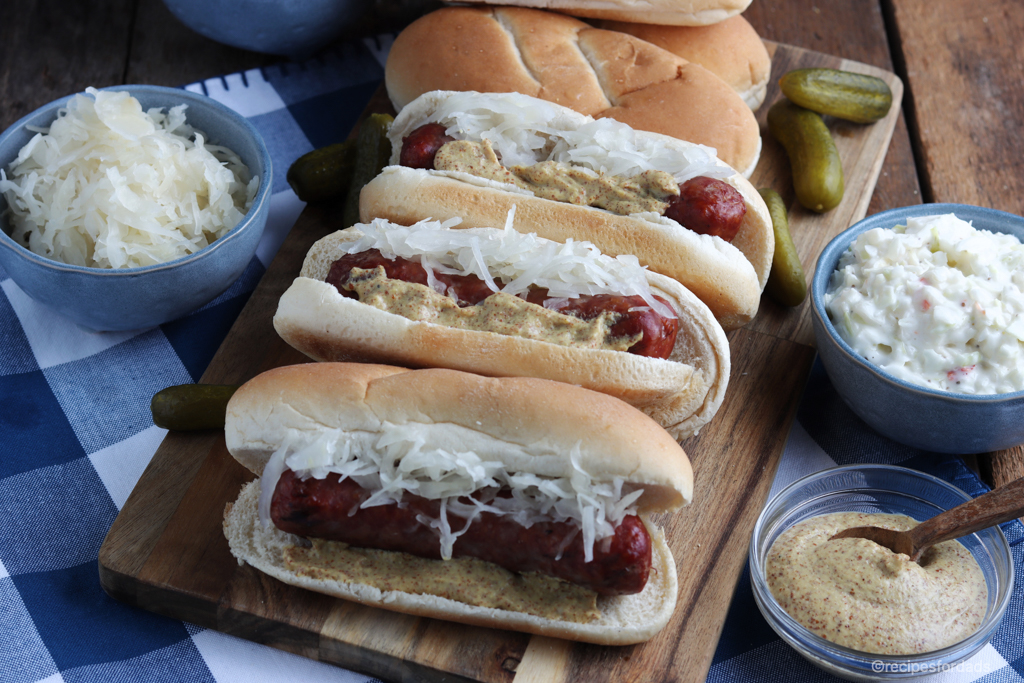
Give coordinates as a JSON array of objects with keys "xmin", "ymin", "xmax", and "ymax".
[
  {"xmin": 273, "ymin": 214, "xmax": 729, "ymax": 439},
  {"xmin": 361, "ymin": 90, "xmax": 773, "ymax": 329},
  {"xmin": 223, "ymin": 363, "xmax": 691, "ymax": 645}
]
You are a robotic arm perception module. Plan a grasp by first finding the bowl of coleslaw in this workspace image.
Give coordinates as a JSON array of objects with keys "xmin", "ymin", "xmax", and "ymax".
[
  {"xmin": 810, "ymin": 203, "xmax": 1024, "ymax": 454},
  {"xmin": 0, "ymin": 85, "xmax": 272, "ymax": 331}
]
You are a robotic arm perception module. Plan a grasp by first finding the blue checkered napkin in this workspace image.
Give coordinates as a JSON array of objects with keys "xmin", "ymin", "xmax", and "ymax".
[
  {"xmin": 707, "ymin": 359, "xmax": 1024, "ymax": 683},
  {"xmin": 0, "ymin": 39, "xmax": 390, "ymax": 683}
]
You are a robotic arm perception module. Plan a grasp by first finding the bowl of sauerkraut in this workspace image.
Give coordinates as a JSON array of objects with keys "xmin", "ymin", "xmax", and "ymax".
[
  {"xmin": 0, "ymin": 85, "xmax": 272, "ymax": 331},
  {"xmin": 810, "ymin": 204, "xmax": 1024, "ymax": 454}
]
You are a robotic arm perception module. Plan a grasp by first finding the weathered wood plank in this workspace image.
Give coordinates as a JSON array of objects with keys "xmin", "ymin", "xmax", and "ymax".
[
  {"xmin": 127, "ymin": 0, "xmax": 279, "ymax": 86},
  {"xmin": 0, "ymin": 0, "xmax": 135, "ymax": 130},
  {"xmin": 744, "ymin": 0, "xmax": 923, "ymax": 217},
  {"xmin": 889, "ymin": 0, "xmax": 1024, "ymax": 212}
]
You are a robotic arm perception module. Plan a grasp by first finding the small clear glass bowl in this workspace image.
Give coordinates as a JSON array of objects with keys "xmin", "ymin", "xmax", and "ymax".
[{"xmin": 749, "ymin": 465, "xmax": 1013, "ymax": 681}]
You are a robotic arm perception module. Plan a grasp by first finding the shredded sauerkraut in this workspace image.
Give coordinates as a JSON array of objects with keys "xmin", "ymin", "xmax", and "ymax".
[
  {"xmin": 0, "ymin": 87, "xmax": 259, "ymax": 268},
  {"xmin": 425, "ymin": 91, "xmax": 730, "ymax": 184},
  {"xmin": 347, "ymin": 210, "xmax": 675, "ymax": 318},
  {"xmin": 258, "ymin": 425, "xmax": 644, "ymax": 564}
]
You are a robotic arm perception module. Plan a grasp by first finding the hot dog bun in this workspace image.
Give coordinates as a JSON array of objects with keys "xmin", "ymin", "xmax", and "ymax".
[
  {"xmin": 384, "ymin": 6, "xmax": 762, "ymax": 177},
  {"xmin": 222, "ymin": 362, "xmax": 688, "ymax": 645},
  {"xmin": 273, "ymin": 220, "xmax": 730, "ymax": 440},
  {"xmin": 224, "ymin": 480, "xmax": 678, "ymax": 645},
  {"xmin": 362, "ymin": 90, "xmax": 773, "ymax": 328},
  {"xmin": 597, "ymin": 16, "xmax": 771, "ymax": 110},
  {"xmin": 454, "ymin": 0, "xmax": 753, "ymax": 26},
  {"xmin": 224, "ymin": 363, "xmax": 693, "ymax": 504}
]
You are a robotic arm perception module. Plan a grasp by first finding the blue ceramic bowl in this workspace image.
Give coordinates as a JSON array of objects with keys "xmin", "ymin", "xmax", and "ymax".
[
  {"xmin": 0, "ymin": 85, "xmax": 272, "ymax": 331},
  {"xmin": 162, "ymin": 0, "xmax": 362, "ymax": 58},
  {"xmin": 811, "ymin": 203, "xmax": 1024, "ymax": 454},
  {"xmin": 750, "ymin": 465, "xmax": 1013, "ymax": 681}
]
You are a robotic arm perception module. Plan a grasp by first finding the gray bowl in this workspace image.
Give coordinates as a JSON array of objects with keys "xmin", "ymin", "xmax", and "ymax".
[
  {"xmin": 0, "ymin": 85, "xmax": 272, "ymax": 331},
  {"xmin": 162, "ymin": 0, "xmax": 362, "ymax": 58},
  {"xmin": 810, "ymin": 203, "xmax": 1024, "ymax": 454}
]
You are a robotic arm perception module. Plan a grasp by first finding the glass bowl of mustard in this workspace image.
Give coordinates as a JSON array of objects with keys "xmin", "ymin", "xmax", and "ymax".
[{"xmin": 749, "ymin": 464, "xmax": 1013, "ymax": 681}]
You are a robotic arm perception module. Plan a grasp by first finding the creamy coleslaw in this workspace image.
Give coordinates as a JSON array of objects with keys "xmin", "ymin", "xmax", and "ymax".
[{"xmin": 824, "ymin": 213, "xmax": 1024, "ymax": 394}]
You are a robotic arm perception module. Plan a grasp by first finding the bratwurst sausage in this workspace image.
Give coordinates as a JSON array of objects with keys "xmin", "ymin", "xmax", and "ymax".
[
  {"xmin": 270, "ymin": 470, "xmax": 653, "ymax": 596},
  {"xmin": 399, "ymin": 122, "xmax": 454, "ymax": 169},
  {"xmin": 399, "ymin": 123, "xmax": 747, "ymax": 241},
  {"xmin": 666, "ymin": 176, "xmax": 747, "ymax": 242},
  {"xmin": 325, "ymin": 249, "xmax": 680, "ymax": 359}
]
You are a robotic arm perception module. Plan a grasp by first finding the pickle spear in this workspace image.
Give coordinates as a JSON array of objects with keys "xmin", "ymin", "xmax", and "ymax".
[
  {"xmin": 151, "ymin": 384, "xmax": 238, "ymax": 431},
  {"xmin": 287, "ymin": 140, "xmax": 356, "ymax": 202},
  {"xmin": 767, "ymin": 99, "xmax": 844, "ymax": 213},
  {"xmin": 342, "ymin": 113, "xmax": 394, "ymax": 228},
  {"xmin": 779, "ymin": 68, "xmax": 893, "ymax": 124},
  {"xmin": 758, "ymin": 188, "xmax": 807, "ymax": 307}
]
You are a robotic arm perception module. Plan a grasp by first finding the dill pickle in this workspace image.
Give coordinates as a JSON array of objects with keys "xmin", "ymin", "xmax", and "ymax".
[
  {"xmin": 287, "ymin": 141, "xmax": 356, "ymax": 202},
  {"xmin": 342, "ymin": 113, "xmax": 394, "ymax": 228},
  {"xmin": 779, "ymin": 68, "xmax": 893, "ymax": 124},
  {"xmin": 151, "ymin": 384, "xmax": 238, "ymax": 431},
  {"xmin": 767, "ymin": 99, "xmax": 844, "ymax": 213},
  {"xmin": 758, "ymin": 188, "xmax": 807, "ymax": 307}
]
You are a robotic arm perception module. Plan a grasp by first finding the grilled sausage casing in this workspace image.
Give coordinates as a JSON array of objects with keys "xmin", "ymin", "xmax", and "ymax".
[{"xmin": 271, "ymin": 470, "xmax": 653, "ymax": 596}]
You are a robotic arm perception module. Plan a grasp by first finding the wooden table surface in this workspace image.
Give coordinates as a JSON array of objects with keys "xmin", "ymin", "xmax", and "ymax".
[{"xmin": 4, "ymin": 0, "xmax": 1022, "ymax": 649}]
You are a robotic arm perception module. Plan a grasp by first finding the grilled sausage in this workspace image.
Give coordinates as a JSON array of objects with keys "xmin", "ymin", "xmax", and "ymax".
[{"xmin": 270, "ymin": 470, "xmax": 653, "ymax": 596}]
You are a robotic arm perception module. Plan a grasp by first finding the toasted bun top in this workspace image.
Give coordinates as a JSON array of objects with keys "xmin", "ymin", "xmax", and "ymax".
[
  {"xmin": 455, "ymin": 0, "xmax": 753, "ymax": 26},
  {"xmin": 385, "ymin": 6, "xmax": 761, "ymax": 175},
  {"xmin": 597, "ymin": 16, "xmax": 771, "ymax": 109},
  {"xmin": 385, "ymin": 8, "xmax": 613, "ymax": 115},
  {"xmin": 225, "ymin": 363, "xmax": 693, "ymax": 511}
]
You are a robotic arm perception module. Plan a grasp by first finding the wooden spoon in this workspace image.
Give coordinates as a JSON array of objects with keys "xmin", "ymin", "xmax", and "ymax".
[{"xmin": 829, "ymin": 476, "xmax": 1024, "ymax": 562}]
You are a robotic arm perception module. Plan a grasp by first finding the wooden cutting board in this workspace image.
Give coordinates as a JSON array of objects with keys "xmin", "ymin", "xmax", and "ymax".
[{"xmin": 98, "ymin": 41, "xmax": 902, "ymax": 683}]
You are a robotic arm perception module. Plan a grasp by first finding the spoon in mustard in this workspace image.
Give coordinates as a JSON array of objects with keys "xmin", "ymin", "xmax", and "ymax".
[{"xmin": 829, "ymin": 476, "xmax": 1024, "ymax": 562}]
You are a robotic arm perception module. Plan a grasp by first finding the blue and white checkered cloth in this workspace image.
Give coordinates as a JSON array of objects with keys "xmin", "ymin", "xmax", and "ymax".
[{"xmin": 1, "ymin": 35, "xmax": 1021, "ymax": 683}]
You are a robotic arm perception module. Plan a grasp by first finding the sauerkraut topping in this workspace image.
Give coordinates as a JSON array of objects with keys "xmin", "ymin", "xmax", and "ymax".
[
  {"xmin": 824, "ymin": 213, "xmax": 1024, "ymax": 394},
  {"xmin": 345, "ymin": 211, "xmax": 675, "ymax": 318},
  {"xmin": 0, "ymin": 87, "xmax": 259, "ymax": 268},
  {"xmin": 258, "ymin": 425, "xmax": 645, "ymax": 565},
  {"xmin": 420, "ymin": 91, "xmax": 730, "ymax": 183}
]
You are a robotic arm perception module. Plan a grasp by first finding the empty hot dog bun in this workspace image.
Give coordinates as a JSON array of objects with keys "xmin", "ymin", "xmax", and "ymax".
[
  {"xmin": 362, "ymin": 89, "xmax": 773, "ymax": 328},
  {"xmin": 223, "ymin": 362, "xmax": 690, "ymax": 645},
  {"xmin": 454, "ymin": 0, "xmax": 752, "ymax": 26},
  {"xmin": 384, "ymin": 6, "xmax": 762, "ymax": 177},
  {"xmin": 273, "ymin": 216, "xmax": 730, "ymax": 439},
  {"xmin": 596, "ymin": 16, "xmax": 771, "ymax": 110}
]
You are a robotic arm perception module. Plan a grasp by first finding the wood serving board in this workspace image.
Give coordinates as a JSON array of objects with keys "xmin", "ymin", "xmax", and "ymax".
[{"xmin": 99, "ymin": 42, "xmax": 902, "ymax": 683}]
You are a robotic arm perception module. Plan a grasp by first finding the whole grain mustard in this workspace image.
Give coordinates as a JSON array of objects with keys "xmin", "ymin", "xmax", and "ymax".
[{"xmin": 765, "ymin": 511, "xmax": 987, "ymax": 655}]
